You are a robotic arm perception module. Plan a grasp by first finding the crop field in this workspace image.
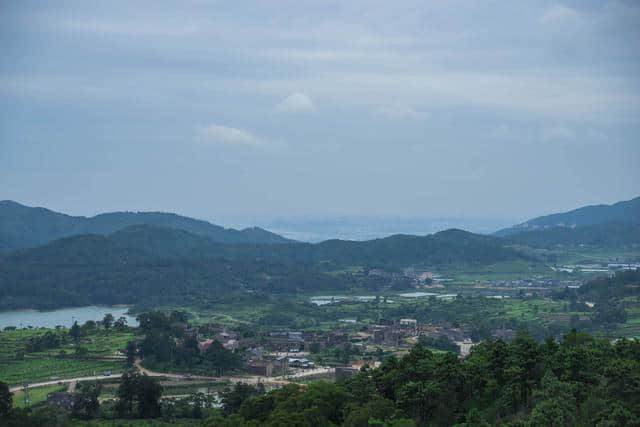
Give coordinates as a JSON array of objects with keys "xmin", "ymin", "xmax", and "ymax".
[
  {"xmin": 0, "ymin": 328, "xmax": 52, "ymax": 358},
  {"xmin": 0, "ymin": 327, "xmax": 131, "ymax": 385},
  {"xmin": 0, "ymin": 357, "xmax": 124, "ymax": 385},
  {"xmin": 439, "ymin": 260, "xmax": 562, "ymax": 283}
]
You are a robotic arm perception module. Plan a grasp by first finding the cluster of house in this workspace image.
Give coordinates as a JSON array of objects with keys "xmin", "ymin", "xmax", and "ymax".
[
  {"xmin": 486, "ymin": 278, "xmax": 584, "ymax": 290},
  {"xmin": 188, "ymin": 317, "xmax": 512, "ymax": 378},
  {"xmin": 368, "ymin": 268, "xmax": 441, "ymax": 287}
]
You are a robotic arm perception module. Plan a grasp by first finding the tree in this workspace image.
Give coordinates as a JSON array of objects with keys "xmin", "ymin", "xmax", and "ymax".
[
  {"xmin": 114, "ymin": 316, "xmax": 128, "ymax": 331},
  {"xmin": 101, "ymin": 313, "xmax": 115, "ymax": 329},
  {"xmin": 528, "ymin": 371, "xmax": 576, "ymax": 427},
  {"xmin": 136, "ymin": 374, "xmax": 162, "ymax": 418},
  {"xmin": 0, "ymin": 381, "xmax": 12, "ymax": 418},
  {"xmin": 72, "ymin": 382, "xmax": 101, "ymax": 419},
  {"xmin": 125, "ymin": 341, "xmax": 137, "ymax": 367},
  {"xmin": 221, "ymin": 382, "xmax": 265, "ymax": 416},
  {"xmin": 204, "ymin": 340, "xmax": 241, "ymax": 375},
  {"xmin": 69, "ymin": 321, "xmax": 81, "ymax": 341},
  {"xmin": 116, "ymin": 370, "xmax": 138, "ymax": 417},
  {"xmin": 115, "ymin": 370, "xmax": 162, "ymax": 418}
]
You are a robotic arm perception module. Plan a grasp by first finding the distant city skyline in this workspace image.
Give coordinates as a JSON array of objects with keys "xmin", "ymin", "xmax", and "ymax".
[{"xmin": 2, "ymin": 1, "xmax": 639, "ymax": 221}]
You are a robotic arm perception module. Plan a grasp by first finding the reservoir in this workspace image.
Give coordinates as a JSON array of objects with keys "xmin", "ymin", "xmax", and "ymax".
[{"xmin": 0, "ymin": 306, "xmax": 138, "ymax": 330}]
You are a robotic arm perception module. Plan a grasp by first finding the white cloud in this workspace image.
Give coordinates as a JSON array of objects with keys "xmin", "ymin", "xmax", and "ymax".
[
  {"xmin": 194, "ymin": 124, "xmax": 263, "ymax": 146},
  {"xmin": 275, "ymin": 92, "xmax": 315, "ymax": 113},
  {"xmin": 373, "ymin": 104, "xmax": 429, "ymax": 120}
]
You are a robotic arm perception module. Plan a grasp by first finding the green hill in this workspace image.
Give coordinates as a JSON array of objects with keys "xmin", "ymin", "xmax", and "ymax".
[
  {"xmin": 506, "ymin": 222, "xmax": 640, "ymax": 249},
  {"xmin": 496, "ymin": 196, "xmax": 640, "ymax": 236},
  {"xmin": 0, "ymin": 200, "xmax": 293, "ymax": 252},
  {"xmin": 0, "ymin": 225, "xmax": 526, "ymax": 310}
]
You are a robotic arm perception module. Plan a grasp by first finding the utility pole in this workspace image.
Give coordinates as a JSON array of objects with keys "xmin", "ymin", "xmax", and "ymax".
[{"xmin": 22, "ymin": 381, "xmax": 30, "ymax": 406}]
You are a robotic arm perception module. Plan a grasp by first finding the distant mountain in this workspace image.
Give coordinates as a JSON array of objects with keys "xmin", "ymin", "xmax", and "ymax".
[
  {"xmin": 0, "ymin": 225, "xmax": 526, "ymax": 310},
  {"xmin": 0, "ymin": 200, "xmax": 293, "ymax": 252},
  {"xmin": 495, "ymin": 196, "xmax": 640, "ymax": 236},
  {"xmin": 311, "ymin": 228, "xmax": 525, "ymax": 267},
  {"xmin": 506, "ymin": 222, "xmax": 640, "ymax": 249}
]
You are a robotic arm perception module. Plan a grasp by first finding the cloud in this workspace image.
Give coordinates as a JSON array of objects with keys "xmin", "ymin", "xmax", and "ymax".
[
  {"xmin": 275, "ymin": 92, "xmax": 315, "ymax": 113},
  {"xmin": 194, "ymin": 124, "xmax": 263, "ymax": 146},
  {"xmin": 373, "ymin": 104, "xmax": 429, "ymax": 120}
]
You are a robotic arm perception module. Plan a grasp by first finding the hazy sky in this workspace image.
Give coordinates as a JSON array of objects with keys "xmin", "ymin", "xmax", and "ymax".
[{"xmin": 1, "ymin": 1, "xmax": 639, "ymax": 223}]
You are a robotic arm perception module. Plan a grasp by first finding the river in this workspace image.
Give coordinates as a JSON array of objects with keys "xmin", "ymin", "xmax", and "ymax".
[{"xmin": 0, "ymin": 306, "xmax": 138, "ymax": 329}]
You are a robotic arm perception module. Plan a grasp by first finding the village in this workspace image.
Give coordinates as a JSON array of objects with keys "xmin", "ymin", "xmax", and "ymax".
[{"xmin": 188, "ymin": 315, "xmax": 480, "ymax": 382}]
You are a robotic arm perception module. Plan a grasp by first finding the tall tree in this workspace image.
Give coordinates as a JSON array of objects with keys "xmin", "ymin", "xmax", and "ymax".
[
  {"xmin": 136, "ymin": 375, "xmax": 162, "ymax": 418},
  {"xmin": 101, "ymin": 313, "xmax": 115, "ymax": 329},
  {"xmin": 0, "ymin": 381, "xmax": 12, "ymax": 418}
]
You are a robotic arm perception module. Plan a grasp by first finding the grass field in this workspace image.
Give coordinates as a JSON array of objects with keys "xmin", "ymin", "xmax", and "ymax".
[{"xmin": 12, "ymin": 384, "xmax": 67, "ymax": 408}]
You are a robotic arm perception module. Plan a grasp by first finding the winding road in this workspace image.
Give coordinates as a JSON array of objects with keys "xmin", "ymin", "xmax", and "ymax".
[{"xmin": 9, "ymin": 360, "xmax": 335, "ymax": 393}]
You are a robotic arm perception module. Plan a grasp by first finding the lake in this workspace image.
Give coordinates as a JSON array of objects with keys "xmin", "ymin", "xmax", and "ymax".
[{"xmin": 0, "ymin": 306, "xmax": 138, "ymax": 329}]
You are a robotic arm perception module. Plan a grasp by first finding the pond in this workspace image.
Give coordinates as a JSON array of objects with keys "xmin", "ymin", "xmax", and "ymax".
[
  {"xmin": 0, "ymin": 306, "xmax": 138, "ymax": 329},
  {"xmin": 309, "ymin": 295, "xmax": 376, "ymax": 306},
  {"xmin": 397, "ymin": 292, "xmax": 438, "ymax": 298}
]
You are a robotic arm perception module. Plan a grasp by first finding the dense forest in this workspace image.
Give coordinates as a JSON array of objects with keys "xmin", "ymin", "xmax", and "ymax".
[{"xmin": 210, "ymin": 330, "xmax": 640, "ymax": 426}]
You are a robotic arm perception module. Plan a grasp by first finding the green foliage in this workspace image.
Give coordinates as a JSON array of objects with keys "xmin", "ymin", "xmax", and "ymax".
[
  {"xmin": 116, "ymin": 370, "xmax": 162, "ymax": 418},
  {"xmin": 205, "ymin": 330, "xmax": 640, "ymax": 426},
  {"xmin": 0, "ymin": 225, "xmax": 526, "ymax": 310},
  {"xmin": 506, "ymin": 222, "xmax": 640, "ymax": 249},
  {"xmin": 72, "ymin": 381, "xmax": 102, "ymax": 419},
  {"xmin": 0, "ymin": 200, "xmax": 291, "ymax": 253},
  {"xmin": 0, "ymin": 381, "xmax": 12, "ymax": 418}
]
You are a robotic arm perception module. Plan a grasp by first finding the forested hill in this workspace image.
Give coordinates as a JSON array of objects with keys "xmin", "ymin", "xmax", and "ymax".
[
  {"xmin": 495, "ymin": 196, "xmax": 640, "ymax": 236},
  {"xmin": 0, "ymin": 200, "xmax": 293, "ymax": 252},
  {"xmin": 505, "ymin": 221, "xmax": 640, "ymax": 248},
  {"xmin": 311, "ymin": 228, "xmax": 524, "ymax": 267},
  {"xmin": 0, "ymin": 225, "xmax": 526, "ymax": 309}
]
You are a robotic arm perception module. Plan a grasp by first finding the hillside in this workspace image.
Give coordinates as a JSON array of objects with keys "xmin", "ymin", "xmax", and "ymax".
[
  {"xmin": 0, "ymin": 226, "xmax": 526, "ymax": 310},
  {"xmin": 495, "ymin": 196, "xmax": 640, "ymax": 236},
  {"xmin": 0, "ymin": 200, "xmax": 292, "ymax": 252},
  {"xmin": 506, "ymin": 222, "xmax": 640, "ymax": 249}
]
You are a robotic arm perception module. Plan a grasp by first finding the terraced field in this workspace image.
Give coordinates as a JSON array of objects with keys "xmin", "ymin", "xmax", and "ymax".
[{"xmin": 0, "ymin": 328, "xmax": 129, "ymax": 385}]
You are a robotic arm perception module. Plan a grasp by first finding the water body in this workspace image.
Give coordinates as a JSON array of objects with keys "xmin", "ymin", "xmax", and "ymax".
[
  {"xmin": 397, "ymin": 292, "xmax": 438, "ymax": 298},
  {"xmin": 309, "ymin": 295, "xmax": 375, "ymax": 306},
  {"xmin": 0, "ymin": 306, "xmax": 138, "ymax": 329}
]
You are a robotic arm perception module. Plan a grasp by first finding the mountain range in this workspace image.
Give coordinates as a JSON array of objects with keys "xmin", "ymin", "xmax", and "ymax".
[
  {"xmin": 0, "ymin": 224, "xmax": 526, "ymax": 310},
  {"xmin": 1, "ymin": 196, "xmax": 638, "ymax": 309},
  {"xmin": 495, "ymin": 196, "xmax": 640, "ymax": 236},
  {"xmin": 0, "ymin": 200, "xmax": 292, "ymax": 253}
]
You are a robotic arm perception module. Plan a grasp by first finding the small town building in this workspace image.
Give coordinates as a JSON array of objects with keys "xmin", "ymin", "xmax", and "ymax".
[{"xmin": 46, "ymin": 392, "xmax": 77, "ymax": 411}]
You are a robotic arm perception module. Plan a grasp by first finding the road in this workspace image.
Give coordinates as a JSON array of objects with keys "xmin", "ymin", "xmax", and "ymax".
[{"xmin": 10, "ymin": 360, "xmax": 335, "ymax": 393}]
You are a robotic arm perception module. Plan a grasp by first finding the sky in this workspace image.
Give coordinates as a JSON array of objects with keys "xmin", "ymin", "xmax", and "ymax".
[{"xmin": 1, "ymin": 0, "xmax": 639, "ymax": 225}]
